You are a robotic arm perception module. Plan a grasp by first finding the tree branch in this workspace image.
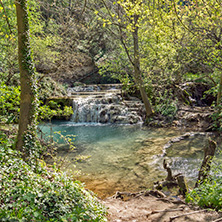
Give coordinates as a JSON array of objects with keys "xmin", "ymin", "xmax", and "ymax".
[
  {"xmin": 171, "ymin": 0, "xmax": 195, "ymax": 36},
  {"xmin": 79, "ymin": 0, "xmax": 87, "ymax": 18},
  {"xmin": 118, "ymin": 27, "xmax": 134, "ymax": 66},
  {"xmin": 0, "ymin": 0, "xmax": 13, "ymax": 35}
]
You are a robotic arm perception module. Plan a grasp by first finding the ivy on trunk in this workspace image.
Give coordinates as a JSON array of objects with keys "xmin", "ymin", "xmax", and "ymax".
[{"xmin": 15, "ymin": 0, "xmax": 38, "ymax": 161}]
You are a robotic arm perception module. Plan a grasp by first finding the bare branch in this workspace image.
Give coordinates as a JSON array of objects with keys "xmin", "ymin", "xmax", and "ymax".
[
  {"xmin": 79, "ymin": 0, "xmax": 87, "ymax": 18},
  {"xmin": 118, "ymin": 26, "xmax": 134, "ymax": 66},
  {"xmin": 0, "ymin": 0, "xmax": 13, "ymax": 35},
  {"xmin": 171, "ymin": 0, "xmax": 195, "ymax": 36}
]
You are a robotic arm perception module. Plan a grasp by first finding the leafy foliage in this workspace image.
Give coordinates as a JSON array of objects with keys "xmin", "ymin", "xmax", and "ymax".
[
  {"xmin": 186, "ymin": 153, "xmax": 222, "ymax": 211},
  {"xmin": 39, "ymin": 101, "xmax": 73, "ymax": 121},
  {"xmin": 153, "ymin": 90, "xmax": 178, "ymax": 120},
  {"xmin": 0, "ymin": 0, "xmax": 18, "ymax": 83},
  {"xmin": 210, "ymin": 104, "xmax": 222, "ymax": 132},
  {"xmin": 0, "ymin": 82, "xmax": 20, "ymax": 123},
  {"xmin": 186, "ymin": 177, "xmax": 222, "ymax": 211},
  {"xmin": 0, "ymin": 133, "xmax": 107, "ymax": 221},
  {"xmin": 37, "ymin": 76, "xmax": 66, "ymax": 100},
  {"xmin": 0, "ymin": 80, "xmax": 73, "ymax": 124}
]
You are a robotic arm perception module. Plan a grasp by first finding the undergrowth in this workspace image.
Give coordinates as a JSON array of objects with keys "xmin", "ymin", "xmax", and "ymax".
[
  {"xmin": 186, "ymin": 177, "xmax": 222, "ymax": 211},
  {"xmin": 186, "ymin": 159, "xmax": 222, "ymax": 211},
  {"xmin": 0, "ymin": 131, "xmax": 107, "ymax": 221},
  {"xmin": 0, "ymin": 81, "xmax": 73, "ymax": 124}
]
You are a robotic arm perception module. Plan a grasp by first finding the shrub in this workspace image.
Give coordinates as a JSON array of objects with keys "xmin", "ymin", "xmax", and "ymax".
[
  {"xmin": 0, "ymin": 135, "xmax": 107, "ymax": 221},
  {"xmin": 0, "ymin": 81, "xmax": 73, "ymax": 123},
  {"xmin": 210, "ymin": 103, "xmax": 222, "ymax": 132},
  {"xmin": 0, "ymin": 82, "xmax": 20, "ymax": 124},
  {"xmin": 154, "ymin": 90, "xmax": 178, "ymax": 120},
  {"xmin": 186, "ymin": 177, "xmax": 222, "ymax": 211},
  {"xmin": 38, "ymin": 101, "xmax": 73, "ymax": 121}
]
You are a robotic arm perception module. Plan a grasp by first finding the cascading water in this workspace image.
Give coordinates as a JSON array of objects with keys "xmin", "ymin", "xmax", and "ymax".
[
  {"xmin": 72, "ymin": 97, "xmax": 101, "ymax": 123},
  {"xmin": 69, "ymin": 84, "xmax": 144, "ymax": 124}
]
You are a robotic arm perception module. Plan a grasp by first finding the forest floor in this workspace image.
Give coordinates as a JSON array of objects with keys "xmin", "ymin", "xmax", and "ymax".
[{"xmin": 102, "ymin": 192, "xmax": 222, "ymax": 222}]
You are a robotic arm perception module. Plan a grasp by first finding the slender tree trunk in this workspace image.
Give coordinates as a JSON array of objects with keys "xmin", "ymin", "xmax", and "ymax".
[
  {"xmin": 216, "ymin": 72, "xmax": 222, "ymax": 106},
  {"xmin": 132, "ymin": 23, "xmax": 153, "ymax": 117},
  {"xmin": 15, "ymin": 0, "xmax": 37, "ymax": 155}
]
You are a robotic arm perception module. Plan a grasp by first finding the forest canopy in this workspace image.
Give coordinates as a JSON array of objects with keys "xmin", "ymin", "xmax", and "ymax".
[{"xmin": 0, "ymin": 0, "xmax": 222, "ymax": 220}]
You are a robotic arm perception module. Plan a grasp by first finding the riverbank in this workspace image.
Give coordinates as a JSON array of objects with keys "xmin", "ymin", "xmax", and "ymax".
[{"xmin": 103, "ymin": 191, "xmax": 222, "ymax": 222}]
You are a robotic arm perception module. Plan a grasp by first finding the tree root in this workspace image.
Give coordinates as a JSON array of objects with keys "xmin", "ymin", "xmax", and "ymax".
[
  {"xmin": 169, "ymin": 209, "xmax": 207, "ymax": 221},
  {"xmin": 212, "ymin": 218, "xmax": 222, "ymax": 222},
  {"xmin": 151, "ymin": 207, "xmax": 185, "ymax": 214},
  {"xmin": 112, "ymin": 190, "xmax": 166, "ymax": 201}
]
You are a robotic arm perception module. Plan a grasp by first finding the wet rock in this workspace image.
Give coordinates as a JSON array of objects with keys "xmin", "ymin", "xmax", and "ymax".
[
  {"xmin": 174, "ymin": 105, "xmax": 213, "ymax": 130},
  {"xmin": 70, "ymin": 86, "xmax": 145, "ymax": 124},
  {"xmin": 100, "ymin": 114, "xmax": 109, "ymax": 123}
]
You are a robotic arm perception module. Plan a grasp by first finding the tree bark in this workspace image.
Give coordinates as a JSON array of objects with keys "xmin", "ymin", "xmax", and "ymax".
[
  {"xmin": 163, "ymin": 159, "xmax": 173, "ymax": 181},
  {"xmin": 195, "ymin": 138, "xmax": 217, "ymax": 188},
  {"xmin": 217, "ymin": 72, "xmax": 222, "ymax": 106},
  {"xmin": 177, "ymin": 175, "xmax": 188, "ymax": 197},
  {"xmin": 132, "ymin": 20, "xmax": 153, "ymax": 117},
  {"xmin": 15, "ymin": 0, "xmax": 37, "ymax": 155}
]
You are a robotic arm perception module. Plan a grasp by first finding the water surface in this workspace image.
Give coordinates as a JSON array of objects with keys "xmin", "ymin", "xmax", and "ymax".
[{"xmin": 39, "ymin": 121, "xmax": 219, "ymax": 198}]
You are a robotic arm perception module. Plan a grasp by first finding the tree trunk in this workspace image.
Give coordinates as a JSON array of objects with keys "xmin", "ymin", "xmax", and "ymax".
[
  {"xmin": 163, "ymin": 159, "xmax": 173, "ymax": 181},
  {"xmin": 15, "ymin": 0, "xmax": 37, "ymax": 156},
  {"xmin": 132, "ymin": 24, "xmax": 153, "ymax": 117},
  {"xmin": 216, "ymin": 72, "xmax": 222, "ymax": 106},
  {"xmin": 177, "ymin": 175, "xmax": 188, "ymax": 197},
  {"xmin": 195, "ymin": 138, "xmax": 217, "ymax": 188}
]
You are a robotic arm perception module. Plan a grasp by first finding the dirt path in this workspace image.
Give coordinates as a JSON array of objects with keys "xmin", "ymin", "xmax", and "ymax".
[{"xmin": 102, "ymin": 192, "xmax": 221, "ymax": 222}]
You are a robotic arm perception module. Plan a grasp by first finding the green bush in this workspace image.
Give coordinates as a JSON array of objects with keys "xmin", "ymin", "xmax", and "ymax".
[
  {"xmin": 0, "ymin": 82, "xmax": 20, "ymax": 124},
  {"xmin": 38, "ymin": 101, "xmax": 73, "ymax": 121},
  {"xmin": 38, "ymin": 77, "xmax": 66, "ymax": 101},
  {"xmin": 0, "ymin": 81, "xmax": 73, "ymax": 123},
  {"xmin": 210, "ymin": 104, "xmax": 222, "ymax": 132},
  {"xmin": 186, "ymin": 177, "xmax": 222, "ymax": 211},
  {"xmin": 0, "ymin": 135, "xmax": 107, "ymax": 221},
  {"xmin": 154, "ymin": 90, "xmax": 178, "ymax": 120}
]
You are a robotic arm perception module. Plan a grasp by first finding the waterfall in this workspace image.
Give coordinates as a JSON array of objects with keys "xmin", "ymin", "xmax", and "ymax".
[
  {"xmin": 69, "ymin": 84, "xmax": 144, "ymax": 124},
  {"xmin": 72, "ymin": 96, "xmax": 102, "ymax": 123}
]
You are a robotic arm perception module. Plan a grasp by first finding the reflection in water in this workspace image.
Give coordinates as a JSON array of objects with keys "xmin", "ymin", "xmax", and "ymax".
[{"xmin": 39, "ymin": 121, "xmax": 220, "ymax": 198}]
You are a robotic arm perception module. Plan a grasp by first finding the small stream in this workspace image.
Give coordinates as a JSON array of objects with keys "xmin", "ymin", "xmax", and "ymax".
[{"xmin": 39, "ymin": 121, "xmax": 221, "ymax": 198}]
